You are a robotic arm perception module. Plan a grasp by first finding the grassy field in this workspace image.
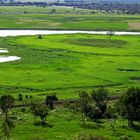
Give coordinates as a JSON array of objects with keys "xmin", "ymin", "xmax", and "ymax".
[
  {"xmin": 0, "ymin": 5, "xmax": 140, "ymax": 140},
  {"xmin": 0, "ymin": 33, "xmax": 140, "ymax": 139},
  {"xmin": 5, "ymin": 107, "xmax": 140, "ymax": 140},
  {"xmin": 0, "ymin": 34, "xmax": 140, "ymax": 99},
  {"xmin": 0, "ymin": 6, "xmax": 140, "ymax": 30}
]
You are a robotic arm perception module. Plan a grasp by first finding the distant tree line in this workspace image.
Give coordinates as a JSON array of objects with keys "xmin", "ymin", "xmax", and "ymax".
[
  {"xmin": 76, "ymin": 2, "xmax": 140, "ymax": 14},
  {"xmin": 0, "ymin": 1, "xmax": 140, "ymax": 14}
]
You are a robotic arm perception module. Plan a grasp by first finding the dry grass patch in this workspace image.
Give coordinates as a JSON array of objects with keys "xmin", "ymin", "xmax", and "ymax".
[{"xmin": 128, "ymin": 22, "xmax": 140, "ymax": 30}]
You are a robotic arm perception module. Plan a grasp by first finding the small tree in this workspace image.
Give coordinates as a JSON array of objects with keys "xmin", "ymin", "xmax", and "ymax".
[
  {"xmin": 18, "ymin": 94, "xmax": 23, "ymax": 101},
  {"xmin": 51, "ymin": 9, "xmax": 56, "ymax": 14},
  {"xmin": 105, "ymin": 107, "xmax": 117, "ymax": 134},
  {"xmin": 0, "ymin": 95, "xmax": 15, "ymax": 138},
  {"xmin": 87, "ymin": 106, "xmax": 102, "ymax": 122},
  {"xmin": 78, "ymin": 91, "xmax": 91, "ymax": 117},
  {"xmin": 25, "ymin": 95, "xmax": 28, "ymax": 99},
  {"xmin": 0, "ymin": 95, "xmax": 15, "ymax": 116},
  {"xmin": 2, "ymin": 115, "xmax": 15, "ymax": 138},
  {"xmin": 117, "ymin": 87, "xmax": 140, "ymax": 127},
  {"xmin": 45, "ymin": 95, "xmax": 58, "ymax": 109},
  {"xmin": 91, "ymin": 88, "xmax": 109, "ymax": 117},
  {"xmin": 38, "ymin": 35, "xmax": 42, "ymax": 39},
  {"xmin": 30, "ymin": 103, "xmax": 49, "ymax": 125},
  {"xmin": 30, "ymin": 95, "xmax": 33, "ymax": 99}
]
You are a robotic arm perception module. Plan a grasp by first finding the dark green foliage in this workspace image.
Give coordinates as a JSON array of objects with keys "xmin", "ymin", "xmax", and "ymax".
[
  {"xmin": 0, "ymin": 95, "xmax": 15, "ymax": 114},
  {"xmin": 30, "ymin": 95, "xmax": 33, "ymax": 99},
  {"xmin": 38, "ymin": 35, "xmax": 42, "ymax": 39},
  {"xmin": 91, "ymin": 88, "xmax": 109, "ymax": 116},
  {"xmin": 78, "ymin": 91, "xmax": 91, "ymax": 117},
  {"xmin": 21, "ymin": 107, "xmax": 26, "ymax": 112},
  {"xmin": 2, "ymin": 115, "xmax": 15, "ymax": 138},
  {"xmin": 117, "ymin": 87, "xmax": 140, "ymax": 127},
  {"xmin": 51, "ymin": 9, "xmax": 56, "ymax": 14},
  {"xmin": 45, "ymin": 95, "xmax": 58, "ymax": 109},
  {"xmin": 30, "ymin": 102, "xmax": 49, "ymax": 125},
  {"xmin": 18, "ymin": 94, "xmax": 23, "ymax": 101},
  {"xmin": 78, "ymin": 88, "xmax": 109, "ymax": 122},
  {"xmin": 25, "ymin": 95, "xmax": 29, "ymax": 99},
  {"xmin": 0, "ymin": 95, "xmax": 15, "ymax": 138},
  {"xmin": 87, "ymin": 106, "xmax": 102, "ymax": 122},
  {"xmin": 105, "ymin": 107, "xmax": 117, "ymax": 134}
]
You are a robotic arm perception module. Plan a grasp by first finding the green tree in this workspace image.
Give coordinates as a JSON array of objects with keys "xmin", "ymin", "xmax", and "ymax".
[
  {"xmin": 31, "ymin": 103, "xmax": 49, "ymax": 125},
  {"xmin": 18, "ymin": 94, "xmax": 23, "ymax": 102},
  {"xmin": 38, "ymin": 35, "xmax": 42, "ymax": 39},
  {"xmin": 117, "ymin": 87, "xmax": 140, "ymax": 127},
  {"xmin": 45, "ymin": 95, "xmax": 58, "ymax": 109},
  {"xmin": 51, "ymin": 9, "xmax": 56, "ymax": 14},
  {"xmin": 105, "ymin": 106, "xmax": 117, "ymax": 134},
  {"xmin": 78, "ymin": 91, "xmax": 91, "ymax": 117},
  {"xmin": 91, "ymin": 88, "xmax": 109, "ymax": 116},
  {"xmin": 0, "ymin": 95, "xmax": 15, "ymax": 139},
  {"xmin": 2, "ymin": 115, "xmax": 15, "ymax": 138},
  {"xmin": 0, "ymin": 95, "xmax": 15, "ymax": 116}
]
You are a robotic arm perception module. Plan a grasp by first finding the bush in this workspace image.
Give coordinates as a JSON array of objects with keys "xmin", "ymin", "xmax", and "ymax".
[
  {"xmin": 21, "ymin": 107, "xmax": 26, "ymax": 112},
  {"xmin": 38, "ymin": 35, "xmax": 42, "ymax": 39}
]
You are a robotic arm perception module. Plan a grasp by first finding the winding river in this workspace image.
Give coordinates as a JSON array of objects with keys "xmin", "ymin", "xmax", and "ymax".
[
  {"xmin": 0, "ymin": 30, "xmax": 140, "ymax": 37},
  {"xmin": 0, "ymin": 30, "xmax": 140, "ymax": 63}
]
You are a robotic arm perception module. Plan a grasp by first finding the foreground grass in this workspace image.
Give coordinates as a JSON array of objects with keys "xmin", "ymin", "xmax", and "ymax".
[
  {"xmin": 0, "ymin": 6, "xmax": 140, "ymax": 30},
  {"xmin": 0, "ymin": 34, "xmax": 140, "ymax": 99},
  {"xmin": 0, "ymin": 107, "xmax": 139, "ymax": 140}
]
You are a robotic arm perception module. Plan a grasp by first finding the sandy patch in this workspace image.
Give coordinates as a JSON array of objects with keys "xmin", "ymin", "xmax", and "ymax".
[{"xmin": 129, "ymin": 22, "xmax": 140, "ymax": 30}]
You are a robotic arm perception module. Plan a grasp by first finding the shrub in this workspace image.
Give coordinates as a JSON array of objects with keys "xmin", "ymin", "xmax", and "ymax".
[{"xmin": 38, "ymin": 35, "xmax": 42, "ymax": 39}]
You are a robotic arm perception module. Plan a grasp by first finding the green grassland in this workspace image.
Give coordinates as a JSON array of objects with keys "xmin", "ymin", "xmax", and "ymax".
[
  {"xmin": 6, "ymin": 108, "xmax": 140, "ymax": 140},
  {"xmin": 0, "ymin": 6, "xmax": 140, "ymax": 30},
  {"xmin": 1, "ymin": 34, "xmax": 140, "ymax": 139},
  {"xmin": 0, "ymin": 34, "xmax": 140, "ymax": 99}
]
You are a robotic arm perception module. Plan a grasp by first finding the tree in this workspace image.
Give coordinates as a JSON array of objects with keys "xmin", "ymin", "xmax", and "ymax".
[
  {"xmin": 78, "ymin": 91, "xmax": 91, "ymax": 117},
  {"xmin": 25, "ymin": 95, "xmax": 28, "ymax": 99},
  {"xmin": 91, "ymin": 88, "xmax": 109, "ymax": 117},
  {"xmin": 87, "ymin": 106, "xmax": 102, "ymax": 122},
  {"xmin": 18, "ymin": 94, "xmax": 23, "ymax": 101},
  {"xmin": 30, "ymin": 103, "xmax": 49, "ymax": 125},
  {"xmin": 117, "ymin": 87, "xmax": 140, "ymax": 127},
  {"xmin": 78, "ymin": 89, "xmax": 109, "ymax": 123},
  {"xmin": 0, "ymin": 95, "xmax": 15, "ymax": 139},
  {"xmin": 105, "ymin": 106, "xmax": 117, "ymax": 134},
  {"xmin": 38, "ymin": 35, "xmax": 42, "ymax": 39},
  {"xmin": 45, "ymin": 95, "xmax": 58, "ymax": 109},
  {"xmin": 78, "ymin": 91, "xmax": 93, "ymax": 124},
  {"xmin": 51, "ymin": 9, "xmax": 56, "ymax": 14},
  {"xmin": 2, "ymin": 115, "xmax": 15, "ymax": 138},
  {"xmin": 0, "ymin": 95, "xmax": 15, "ymax": 116}
]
